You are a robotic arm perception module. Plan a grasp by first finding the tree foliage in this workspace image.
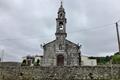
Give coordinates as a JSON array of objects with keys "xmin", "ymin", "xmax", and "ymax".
[
  {"xmin": 89, "ymin": 52, "xmax": 120, "ymax": 65},
  {"xmin": 112, "ymin": 52, "xmax": 120, "ymax": 64},
  {"xmin": 89, "ymin": 56, "xmax": 111, "ymax": 65}
]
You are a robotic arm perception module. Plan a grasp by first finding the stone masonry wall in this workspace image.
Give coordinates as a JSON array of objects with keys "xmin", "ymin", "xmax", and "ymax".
[{"xmin": 0, "ymin": 64, "xmax": 120, "ymax": 80}]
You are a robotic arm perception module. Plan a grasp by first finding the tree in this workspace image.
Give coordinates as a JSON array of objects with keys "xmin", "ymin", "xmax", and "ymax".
[
  {"xmin": 112, "ymin": 53, "xmax": 120, "ymax": 64},
  {"xmin": 89, "ymin": 56, "xmax": 111, "ymax": 65}
]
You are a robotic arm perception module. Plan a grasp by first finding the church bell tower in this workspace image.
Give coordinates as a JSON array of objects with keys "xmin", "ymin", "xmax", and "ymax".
[
  {"xmin": 55, "ymin": 2, "xmax": 67, "ymax": 40},
  {"xmin": 42, "ymin": 1, "xmax": 81, "ymax": 66}
]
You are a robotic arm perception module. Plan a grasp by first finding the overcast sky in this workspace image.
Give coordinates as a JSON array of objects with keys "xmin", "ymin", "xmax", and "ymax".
[{"xmin": 0, "ymin": 0, "xmax": 120, "ymax": 62}]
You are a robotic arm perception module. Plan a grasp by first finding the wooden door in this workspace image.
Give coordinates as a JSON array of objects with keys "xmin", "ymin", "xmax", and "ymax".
[{"xmin": 57, "ymin": 55, "xmax": 64, "ymax": 66}]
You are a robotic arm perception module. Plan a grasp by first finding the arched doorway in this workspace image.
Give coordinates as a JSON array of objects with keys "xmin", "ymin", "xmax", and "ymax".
[{"xmin": 57, "ymin": 55, "xmax": 64, "ymax": 66}]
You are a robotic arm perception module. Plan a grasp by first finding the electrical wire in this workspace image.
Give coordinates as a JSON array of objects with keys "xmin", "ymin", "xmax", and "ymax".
[
  {"xmin": 68, "ymin": 23, "xmax": 114, "ymax": 33},
  {"xmin": 0, "ymin": 22, "xmax": 117, "ymax": 41}
]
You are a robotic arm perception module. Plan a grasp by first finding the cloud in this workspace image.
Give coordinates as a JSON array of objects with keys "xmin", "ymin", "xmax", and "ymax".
[{"xmin": 0, "ymin": 0, "xmax": 120, "ymax": 61}]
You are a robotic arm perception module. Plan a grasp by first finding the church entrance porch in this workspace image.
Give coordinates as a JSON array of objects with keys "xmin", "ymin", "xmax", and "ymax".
[{"xmin": 57, "ymin": 55, "xmax": 64, "ymax": 66}]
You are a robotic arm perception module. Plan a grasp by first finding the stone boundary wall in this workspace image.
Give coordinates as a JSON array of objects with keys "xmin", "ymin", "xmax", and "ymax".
[{"xmin": 0, "ymin": 65, "xmax": 120, "ymax": 80}]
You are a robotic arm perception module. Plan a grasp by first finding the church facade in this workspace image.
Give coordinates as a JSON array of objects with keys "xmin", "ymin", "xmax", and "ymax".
[{"xmin": 42, "ymin": 2, "xmax": 81, "ymax": 66}]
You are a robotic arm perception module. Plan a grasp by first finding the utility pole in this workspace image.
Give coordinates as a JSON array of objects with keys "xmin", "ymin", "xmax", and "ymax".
[
  {"xmin": 116, "ymin": 22, "xmax": 120, "ymax": 54},
  {"xmin": 1, "ymin": 49, "xmax": 4, "ymax": 62}
]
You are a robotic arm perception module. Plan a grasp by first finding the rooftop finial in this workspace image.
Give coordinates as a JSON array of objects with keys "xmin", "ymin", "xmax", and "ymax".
[
  {"xmin": 58, "ymin": 0, "xmax": 65, "ymax": 12},
  {"xmin": 60, "ymin": 0, "xmax": 63, "ymax": 8}
]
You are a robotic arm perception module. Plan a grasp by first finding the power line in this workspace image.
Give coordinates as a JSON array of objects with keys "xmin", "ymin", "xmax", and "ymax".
[
  {"xmin": 0, "ymin": 22, "xmax": 116, "ymax": 41},
  {"xmin": 68, "ymin": 23, "xmax": 114, "ymax": 33},
  {"xmin": 0, "ymin": 34, "xmax": 55, "ymax": 41}
]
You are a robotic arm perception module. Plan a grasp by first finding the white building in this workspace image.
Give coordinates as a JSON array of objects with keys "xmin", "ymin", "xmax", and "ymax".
[
  {"xmin": 22, "ymin": 55, "xmax": 34, "ymax": 66},
  {"xmin": 81, "ymin": 56, "xmax": 97, "ymax": 66},
  {"xmin": 22, "ymin": 55, "xmax": 43, "ymax": 66}
]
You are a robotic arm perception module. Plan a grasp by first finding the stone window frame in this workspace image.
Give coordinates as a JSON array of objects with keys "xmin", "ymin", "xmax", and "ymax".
[{"xmin": 59, "ymin": 44, "xmax": 62, "ymax": 50}]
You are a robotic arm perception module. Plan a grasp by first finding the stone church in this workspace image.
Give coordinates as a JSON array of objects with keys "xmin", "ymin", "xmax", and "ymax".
[{"xmin": 42, "ymin": 2, "xmax": 81, "ymax": 66}]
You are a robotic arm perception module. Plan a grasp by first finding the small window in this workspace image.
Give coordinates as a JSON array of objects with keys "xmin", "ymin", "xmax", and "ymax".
[
  {"xmin": 60, "ymin": 13, "xmax": 62, "ymax": 17},
  {"xmin": 59, "ymin": 44, "xmax": 62, "ymax": 50},
  {"xmin": 59, "ymin": 13, "xmax": 63, "ymax": 18},
  {"xmin": 60, "ymin": 13, "xmax": 63, "ymax": 19},
  {"xmin": 59, "ymin": 22, "xmax": 63, "ymax": 26}
]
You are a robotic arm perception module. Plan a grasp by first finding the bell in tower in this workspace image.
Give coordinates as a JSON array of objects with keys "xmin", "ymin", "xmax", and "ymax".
[{"xmin": 55, "ymin": 1, "xmax": 67, "ymax": 40}]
